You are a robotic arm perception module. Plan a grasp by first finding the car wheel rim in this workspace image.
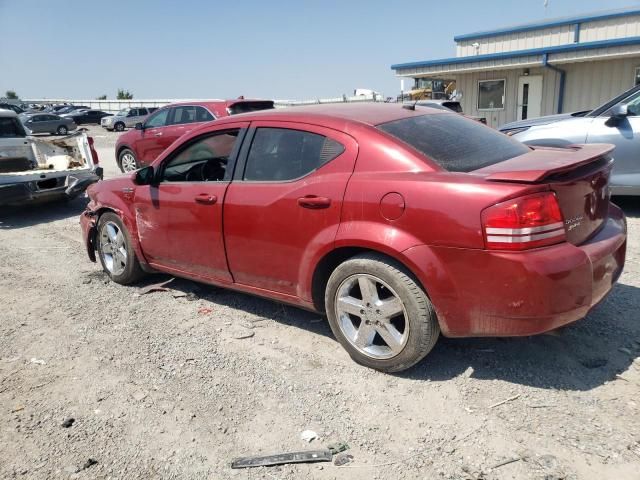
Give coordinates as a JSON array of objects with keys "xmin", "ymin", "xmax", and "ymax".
[
  {"xmin": 335, "ymin": 274, "xmax": 409, "ymax": 360},
  {"xmin": 99, "ymin": 221, "xmax": 127, "ymax": 276},
  {"xmin": 121, "ymin": 153, "xmax": 137, "ymax": 172},
  {"xmin": 59, "ymin": 127, "xmax": 67, "ymax": 134},
  {"xmin": 116, "ymin": 124, "xmax": 124, "ymax": 131}
]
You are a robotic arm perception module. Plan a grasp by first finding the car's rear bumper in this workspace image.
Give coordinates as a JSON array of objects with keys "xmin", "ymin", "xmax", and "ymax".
[
  {"xmin": 0, "ymin": 170, "xmax": 102, "ymax": 207},
  {"xmin": 404, "ymin": 202, "xmax": 627, "ymax": 337}
]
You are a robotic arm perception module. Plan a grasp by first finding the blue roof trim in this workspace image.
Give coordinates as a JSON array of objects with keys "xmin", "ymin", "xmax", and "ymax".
[
  {"xmin": 453, "ymin": 8, "xmax": 640, "ymax": 42},
  {"xmin": 391, "ymin": 36, "xmax": 640, "ymax": 71}
]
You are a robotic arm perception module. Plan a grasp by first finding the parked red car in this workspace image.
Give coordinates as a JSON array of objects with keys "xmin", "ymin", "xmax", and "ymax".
[
  {"xmin": 81, "ymin": 104, "xmax": 626, "ymax": 372},
  {"xmin": 115, "ymin": 99, "xmax": 274, "ymax": 172}
]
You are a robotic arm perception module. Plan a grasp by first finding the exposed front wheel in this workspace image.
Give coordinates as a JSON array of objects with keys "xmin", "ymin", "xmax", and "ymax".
[
  {"xmin": 325, "ymin": 253, "xmax": 439, "ymax": 372},
  {"xmin": 114, "ymin": 122, "xmax": 125, "ymax": 132},
  {"xmin": 96, "ymin": 212, "xmax": 145, "ymax": 285},
  {"xmin": 57, "ymin": 125, "xmax": 68, "ymax": 135}
]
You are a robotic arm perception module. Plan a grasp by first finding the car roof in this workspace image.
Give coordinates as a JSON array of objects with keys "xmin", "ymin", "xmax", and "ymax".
[
  {"xmin": 0, "ymin": 108, "xmax": 18, "ymax": 118},
  {"xmin": 213, "ymin": 102, "xmax": 446, "ymax": 127}
]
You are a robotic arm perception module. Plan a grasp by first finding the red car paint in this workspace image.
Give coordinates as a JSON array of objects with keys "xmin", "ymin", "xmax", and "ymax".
[
  {"xmin": 115, "ymin": 99, "xmax": 274, "ymax": 169},
  {"xmin": 82, "ymin": 104, "xmax": 627, "ymax": 337}
]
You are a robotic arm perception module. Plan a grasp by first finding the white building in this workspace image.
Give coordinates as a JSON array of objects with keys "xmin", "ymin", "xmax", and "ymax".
[{"xmin": 391, "ymin": 7, "xmax": 640, "ymax": 128}]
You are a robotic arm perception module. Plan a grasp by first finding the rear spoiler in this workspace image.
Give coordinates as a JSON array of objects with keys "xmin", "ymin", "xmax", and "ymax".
[{"xmin": 474, "ymin": 144, "xmax": 615, "ymax": 183}]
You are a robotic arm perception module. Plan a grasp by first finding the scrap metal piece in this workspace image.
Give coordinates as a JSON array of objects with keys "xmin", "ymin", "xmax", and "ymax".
[{"xmin": 231, "ymin": 449, "xmax": 332, "ymax": 469}]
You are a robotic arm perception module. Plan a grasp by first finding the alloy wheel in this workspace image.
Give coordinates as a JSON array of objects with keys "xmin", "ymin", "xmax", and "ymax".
[
  {"xmin": 99, "ymin": 221, "xmax": 128, "ymax": 276},
  {"xmin": 120, "ymin": 153, "xmax": 137, "ymax": 172},
  {"xmin": 334, "ymin": 274, "xmax": 409, "ymax": 359}
]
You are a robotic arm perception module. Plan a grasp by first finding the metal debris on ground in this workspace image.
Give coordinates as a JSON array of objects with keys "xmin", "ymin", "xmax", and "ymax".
[
  {"xmin": 231, "ymin": 449, "xmax": 332, "ymax": 469},
  {"xmin": 489, "ymin": 394, "xmax": 520, "ymax": 408},
  {"xmin": 490, "ymin": 457, "xmax": 522, "ymax": 470},
  {"xmin": 301, "ymin": 429, "xmax": 318, "ymax": 442},
  {"xmin": 327, "ymin": 442, "xmax": 349, "ymax": 455},
  {"xmin": 30, "ymin": 358, "xmax": 46, "ymax": 365},
  {"xmin": 232, "ymin": 331, "xmax": 255, "ymax": 340},
  {"xmin": 135, "ymin": 278, "xmax": 175, "ymax": 296},
  {"xmin": 198, "ymin": 307, "xmax": 213, "ymax": 315}
]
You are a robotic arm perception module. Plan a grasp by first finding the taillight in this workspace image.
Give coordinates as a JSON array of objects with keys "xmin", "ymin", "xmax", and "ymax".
[
  {"xmin": 87, "ymin": 136, "xmax": 99, "ymax": 165},
  {"xmin": 482, "ymin": 192, "xmax": 566, "ymax": 251}
]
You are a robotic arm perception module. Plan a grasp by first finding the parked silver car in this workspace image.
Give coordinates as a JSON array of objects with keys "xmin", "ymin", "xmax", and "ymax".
[
  {"xmin": 19, "ymin": 113, "xmax": 77, "ymax": 135},
  {"xmin": 101, "ymin": 107, "xmax": 156, "ymax": 132},
  {"xmin": 500, "ymin": 85, "xmax": 640, "ymax": 196}
]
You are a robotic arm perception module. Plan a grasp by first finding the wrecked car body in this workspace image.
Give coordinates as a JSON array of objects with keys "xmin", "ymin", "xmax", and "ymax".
[{"xmin": 0, "ymin": 109, "xmax": 102, "ymax": 206}]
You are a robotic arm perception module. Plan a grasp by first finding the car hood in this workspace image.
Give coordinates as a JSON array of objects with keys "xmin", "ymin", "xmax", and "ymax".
[{"xmin": 500, "ymin": 111, "xmax": 591, "ymax": 131}]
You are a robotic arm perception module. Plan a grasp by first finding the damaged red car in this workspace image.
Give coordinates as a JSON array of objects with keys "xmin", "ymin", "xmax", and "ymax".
[{"xmin": 80, "ymin": 104, "xmax": 627, "ymax": 372}]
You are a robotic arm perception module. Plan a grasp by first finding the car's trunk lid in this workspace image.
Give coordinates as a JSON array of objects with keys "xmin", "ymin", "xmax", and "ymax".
[{"xmin": 473, "ymin": 144, "xmax": 615, "ymax": 246}]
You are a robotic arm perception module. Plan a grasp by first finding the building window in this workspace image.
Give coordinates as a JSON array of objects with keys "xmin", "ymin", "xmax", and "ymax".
[
  {"xmin": 635, "ymin": 67, "xmax": 640, "ymax": 86},
  {"xmin": 478, "ymin": 79, "xmax": 505, "ymax": 110}
]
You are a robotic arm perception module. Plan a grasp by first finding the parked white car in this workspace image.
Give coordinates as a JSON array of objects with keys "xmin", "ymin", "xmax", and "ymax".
[{"xmin": 101, "ymin": 107, "xmax": 157, "ymax": 132}]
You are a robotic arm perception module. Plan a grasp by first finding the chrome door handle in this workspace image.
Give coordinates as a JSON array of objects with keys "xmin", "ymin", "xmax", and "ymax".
[{"xmin": 154, "ymin": 132, "xmax": 163, "ymax": 137}]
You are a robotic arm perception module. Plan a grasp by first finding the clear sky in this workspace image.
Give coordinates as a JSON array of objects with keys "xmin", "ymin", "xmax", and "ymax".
[{"xmin": 1, "ymin": 0, "xmax": 639, "ymax": 100}]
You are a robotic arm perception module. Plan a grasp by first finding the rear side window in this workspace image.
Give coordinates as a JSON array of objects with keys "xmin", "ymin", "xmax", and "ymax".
[
  {"xmin": 228, "ymin": 101, "xmax": 274, "ymax": 115},
  {"xmin": 195, "ymin": 106, "xmax": 214, "ymax": 122},
  {"xmin": 172, "ymin": 106, "xmax": 196, "ymax": 124},
  {"xmin": 378, "ymin": 113, "xmax": 530, "ymax": 172},
  {"xmin": 0, "ymin": 117, "xmax": 25, "ymax": 137},
  {"xmin": 244, "ymin": 128, "xmax": 344, "ymax": 181}
]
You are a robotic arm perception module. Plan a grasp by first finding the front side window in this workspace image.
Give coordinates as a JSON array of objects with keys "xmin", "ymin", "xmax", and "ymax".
[
  {"xmin": 378, "ymin": 113, "xmax": 529, "ymax": 172},
  {"xmin": 478, "ymin": 79, "xmax": 505, "ymax": 110},
  {"xmin": 243, "ymin": 128, "xmax": 345, "ymax": 181},
  {"xmin": 635, "ymin": 67, "xmax": 640, "ymax": 86},
  {"xmin": 171, "ymin": 106, "xmax": 196, "ymax": 125},
  {"xmin": 144, "ymin": 109, "xmax": 169, "ymax": 128},
  {"xmin": 625, "ymin": 91, "xmax": 640, "ymax": 116},
  {"xmin": 161, "ymin": 129, "xmax": 240, "ymax": 182}
]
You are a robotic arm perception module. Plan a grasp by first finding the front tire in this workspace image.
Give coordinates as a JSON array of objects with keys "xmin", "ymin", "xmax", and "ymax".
[
  {"xmin": 96, "ymin": 212, "xmax": 145, "ymax": 285},
  {"xmin": 118, "ymin": 149, "xmax": 139, "ymax": 173},
  {"xmin": 57, "ymin": 125, "xmax": 68, "ymax": 135},
  {"xmin": 325, "ymin": 253, "xmax": 439, "ymax": 372},
  {"xmin": 114, "ymin": 122, "xmax": 125, "ymax": 132}
]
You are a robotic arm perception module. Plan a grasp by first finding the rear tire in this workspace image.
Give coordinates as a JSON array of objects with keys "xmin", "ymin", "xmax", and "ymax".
[
  {"xmin": 114, "ymin": 122, "xmax": 125, "ymax": 132},
  {"xmin": 96, "ymin": 212, "xmax": 145, "ymax": 285},
  {"xmin": 57, "ymin": 125, "xmax": 68, "ymax": 135},
  {"xmin": 325, "ymin": 253, "xmax": 439, "ymax": 372},
  {"xmin": 118, "ymin": 149, "xmax": 139, "ymax": 173}
]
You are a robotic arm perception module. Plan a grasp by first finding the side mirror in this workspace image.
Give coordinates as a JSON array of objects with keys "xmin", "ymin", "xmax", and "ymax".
[
  {"xmin": 605, "ymin": 103, "xmax": 629, "ymax": 127},
  {"xmin": 135, "ymin": 122, "xmax": 144, "ymax": 130},
  {"xmin": 132, "ymin": 166, "xmax": 155, "ymax": 185}
]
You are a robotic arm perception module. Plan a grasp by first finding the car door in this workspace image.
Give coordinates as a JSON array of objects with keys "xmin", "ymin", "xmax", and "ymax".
[
  {"xmin": 133, "ymin": 123, "xmax": 249, "ymax": 281},
  {"xmin": 585, "ymin": 91, "xmax": 640, "ymax": 190},
  {"xmin": 23, "ymin": 115, "xmax": 41, "ymax": 133},
  {"xmin": 164, "ymin": 105, "xmax": 198, "ymax": 144},
  {"xmin": 223, "ymin": 122, "xmax": 358, "ymax": 296},
  {"xmin": 136, "ymin": 108, "xmax": 173, "ymax": 163}
]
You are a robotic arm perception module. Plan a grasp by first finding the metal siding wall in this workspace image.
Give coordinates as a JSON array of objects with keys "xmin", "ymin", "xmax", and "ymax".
[
  {"xmin": 562, "ymin": 58, "xmax": 639, "ymax": 112},
  {"xmin": 580, "ymin": 15, "xmax": 640, "ymax": 42},
  {"xmin": 457, "ymin": 25, "xmax": 574, "ymax": 56}
]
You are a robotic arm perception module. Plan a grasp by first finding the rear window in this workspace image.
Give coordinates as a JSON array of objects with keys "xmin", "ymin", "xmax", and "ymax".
[
  {"xmin": 378, "ymin": 113, "xmax": 530, "ymax": 172},
  {"xmin": 228, "ymin": 101, "xmax": 274, "ymax": 115},
  {"xmin": 0, "ymin": 117, "xmax": 25, "ymax": 137}
]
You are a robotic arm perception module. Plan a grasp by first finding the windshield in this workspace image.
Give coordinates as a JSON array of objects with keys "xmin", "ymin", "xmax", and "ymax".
[
  {"xmin": 588, "ymin": 84, "xmax": 640, "ymax": 117},
  {"xmin": 378, "ymin": 113, "xmax": 530, "ymax": 172},
  {"xmin": 116, "ymin": 109, "xmax": 129, "ymax": 116}
]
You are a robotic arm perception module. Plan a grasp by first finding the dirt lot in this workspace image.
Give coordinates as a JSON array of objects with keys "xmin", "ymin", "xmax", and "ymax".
[{"xmin": 1, "ymin": 126, "xmax": 639, "ymax": 479}]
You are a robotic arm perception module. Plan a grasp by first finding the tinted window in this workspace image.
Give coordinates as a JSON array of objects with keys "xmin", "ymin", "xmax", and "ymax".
[
  {"xmin": 442, "ymin": 102, "xmax": 463, "ymax": 113},
  {"xmin": 171, "ymin": 106, "xmax": 196, "ymax": 124},
  {"xmin": 195, "ymin": 106, "xmax": 214, "ymax": 122},
  {"xmin": 145, "ymin": 109, "xmax": 169, "ymax": 128},
  {"xmin": 378, "ymin": 113, "xmax": 529, "ymax": 172},
  {"xmin": 162, "ymin": 130, "xmax": 240, "ymax": 182},
  {"xmin": 228, "ymin": 101, "xmax": 274, "ymax": 115},
  {"xmin": 244, "ymin": 128, "xmax": 345, "ymax": 181},
  {"xmin": 0, "ymin": 117, "xmax": 24, "ymax": 137},
  {"xmin": 138, "ymin": 108, "xmax": 148, "ymax": 115}
]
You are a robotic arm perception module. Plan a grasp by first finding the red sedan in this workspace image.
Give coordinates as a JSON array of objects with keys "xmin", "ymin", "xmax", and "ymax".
[{"xmin": 81, "ymin": 104, "xmax": 627, "ymax": 372}]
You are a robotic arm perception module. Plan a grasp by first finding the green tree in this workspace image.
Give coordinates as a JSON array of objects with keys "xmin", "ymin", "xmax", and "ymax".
[
  {"xmin": 5, "ymin": 90, "xmax": 18, "ymax": 99},
  {"xmin": 96, "ymin": 94, "xmax": 107, "ymax": 100},
  {"xmin": 116, "ymin": 89, "xmax": 133, "ymax": 100}
]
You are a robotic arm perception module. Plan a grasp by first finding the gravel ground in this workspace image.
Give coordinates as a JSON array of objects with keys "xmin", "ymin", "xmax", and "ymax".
[{"xmin": 1, "ymin": 126, "xmax": 639, "ymax": 479}]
